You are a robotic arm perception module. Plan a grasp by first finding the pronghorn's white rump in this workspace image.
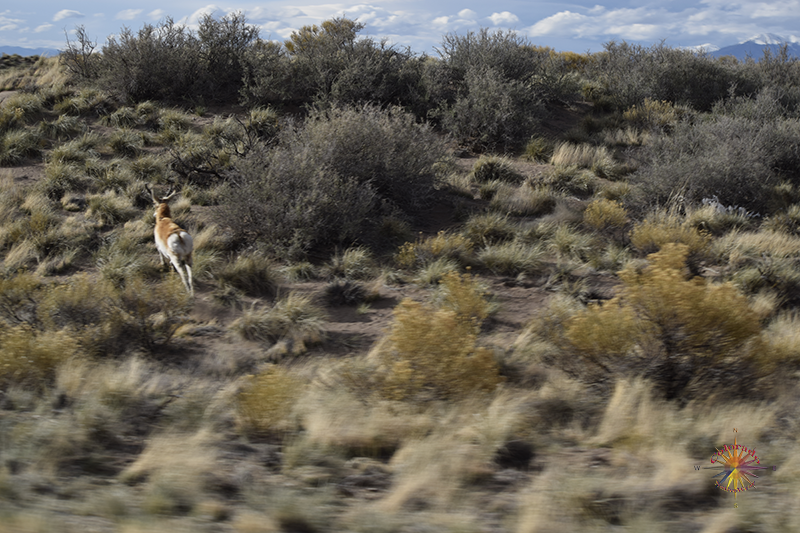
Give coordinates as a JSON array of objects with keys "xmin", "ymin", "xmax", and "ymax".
[{"xmin": 147, "ymin": 185, "xmax": 194, "ymax": 296}]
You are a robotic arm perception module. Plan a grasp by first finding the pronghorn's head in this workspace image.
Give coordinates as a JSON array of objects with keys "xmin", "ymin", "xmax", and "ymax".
[{"xmin": 146, "ymin": 185, "xmax": 177, "ymax": 221}]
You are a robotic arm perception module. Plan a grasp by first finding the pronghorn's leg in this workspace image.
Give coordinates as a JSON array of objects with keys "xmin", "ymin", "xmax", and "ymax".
[
  {"xmin": 185, "ymin": 253, "xmax": 193, "ymax": 296},
  {"xmin": 170, "ymin": 257, "xmax": 193, "ymax": 296},
  {"xmin": 185, "ymin": 263, "xmax": 194, "ymax": 296}
]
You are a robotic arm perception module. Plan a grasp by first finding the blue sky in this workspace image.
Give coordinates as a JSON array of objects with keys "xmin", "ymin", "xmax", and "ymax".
[{"xmin": 3, "ymin": 1, "xmax": 800, "ymax": 55}]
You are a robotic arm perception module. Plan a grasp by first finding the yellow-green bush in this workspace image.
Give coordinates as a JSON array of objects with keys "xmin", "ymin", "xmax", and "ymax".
[
  {"xmin": 435, "ymin": 271, "xmax": 491, "ymax": 325},
  {"xmin": 564, "ymin": 299, "xmax": 641, "ymax": 360},
  {"xmin": 583, "ymin": 198, "xmax": 627, "ymax": 230},
  {"xmin": 620, "ymin": 244, "xmax": 760, "ymax": 353},
  {"xmin": 375, "ymin": 294, "xmax": 501, "ymax": 401},
  {"xmin": 563, "ymin": 244, "xmax": 762, "ymax": 396},
  {"xmin": 237, "ymin": 365, "xmax": 302, "ymax": 435}
]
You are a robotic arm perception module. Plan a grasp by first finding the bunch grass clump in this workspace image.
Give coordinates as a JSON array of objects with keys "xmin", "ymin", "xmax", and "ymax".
[
  {"xmin": 478, "ymin": 241, "xmax": 545, "ymax": 275},
  {"xmin": 47, "ymin": 132, "xmax": 102, "ymax": 164},
  {"xmin": 413, "ymin": 257, "xmax": 461, "ymax": 285},
  {"xmin": 761, "ymin": 203, "xmax": 800, "ymax": 235},
  {"xmin": 685, "ymin": 203, "xmax": 756, "ymax": 236},
  {"xmin": 1, "ymin": 92, "xmax": 44, "ymax": 121},
  {"xmin": 542, "ymin": 166, "xmax": 596, "ymax": 196},
  {"xmin": 214, "ymin": 253, "xmax": 280, "ymax": 296},
  {"xmin": 0, "ymin": 129, "xmax": 43, "ymax": 165},
  {"xmin": 550, "ymin": 142, "xmax": 613, "ymax": 170},
  {"xmin": 462, "ymin": 211, "xmax": 516, "ymax": 246},
  {"xmin": 490, "ymin": 183, "xmax": 557, "ymax": 217},
  {"xmin": 52, "ymin": 88, "xmax": 112, "ymax": 116},
  {"xmin": 470, "ymin": 155, "xmax": 524, "ymax": 183},
  {"xmin": 100, "ymin": 106, "xmax": 140, "ymax": 128},
  {"xmin": 548, "ymin": 224, "xmax": 595, "ymax": 261},
  {"xmin": 39, "ymin": 114, "xmax": 86, "ymax": 140},
  {"xmin": 0, "ymin": 326, "xmax": 80, "ymax": 389},
  {"xmin": 524, "ymin": 136, "xmax": 553, "ymax": 161},
  {"xmin": 230, "ymin": 292, "xmax": 326, "ymax": 351},
  {"xmin": 629, "ymin": 209, "xmax": 711, "ymax": 256},
  {"xmin": 86, "ymin": 191, "xmax": 138, "ymax": 226},
  {"xmin": 108, "ymin": 128, "xmax": 144, "ymax": 157},
  {"xmin": 622, "ymin": 98, "xmax": 680, "ymax": 129},
  {"xmin": 326, "ymin": 247, "xmax": 376, "ymax": 280}
]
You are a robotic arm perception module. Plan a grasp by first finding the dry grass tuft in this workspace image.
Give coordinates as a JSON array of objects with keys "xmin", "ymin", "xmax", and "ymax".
[
  {"xmin": 214, "ymin": 253, "xmax": 280, "ymax": 296},
  {"xmin": 478, "ymin": 241, "xmax": 545, "ymax": 275},
  {"xmin": 550, "ymin": 142, "xmax": 613, "ymax": 170},
  {"xmin": 630, "ymin": 209, "xmax": 711, "ymax": 256},
  {"xmin": 230, "ymin": 292, "xmax": 326, "ymax": 353},
  {"xmin": 490, "ymin": 183, "xmax": 558, "ymax": 217},
  {"xmin": 395, "ymin": 231, "xmax": 473, "ymax": 270},
  {"xmin": 470, "ymin": 154, "xmax": 524, "ymax": 183},
  {"xmin": 0, "ymin": 326, "xmax": 80, "ymax": 388}
]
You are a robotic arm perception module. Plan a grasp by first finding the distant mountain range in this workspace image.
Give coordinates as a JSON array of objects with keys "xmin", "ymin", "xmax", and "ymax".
[
  {"xmin": 708, "ymin": 33, "xmax": 800, "ymax": 60},
  {"xmin": 1, "ymin": 46, "xmax": 60, "ymax": 57}
]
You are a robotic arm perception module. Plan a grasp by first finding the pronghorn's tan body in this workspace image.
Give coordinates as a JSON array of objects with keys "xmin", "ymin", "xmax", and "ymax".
[{"xmin": 150, "ymin": 187, "xmax": 194, "ymax": 295}]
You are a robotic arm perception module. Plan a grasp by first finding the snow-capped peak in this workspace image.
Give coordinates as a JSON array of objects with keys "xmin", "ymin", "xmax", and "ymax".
[{"xmin": 745, "ymin": 33, "xmax": 788, "ymax": 45}]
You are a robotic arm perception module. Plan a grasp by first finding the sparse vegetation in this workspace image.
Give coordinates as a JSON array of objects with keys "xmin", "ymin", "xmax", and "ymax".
[{"xmin": 1, "ymin": 14, "xmax": 800, "ymax": 532}]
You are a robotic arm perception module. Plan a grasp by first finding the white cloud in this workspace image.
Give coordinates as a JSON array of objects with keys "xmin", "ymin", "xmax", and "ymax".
[
  {"xmin": 182, "ymin": 4, "xmax": 222, "ymax": 27},
  {"xmin": 148, "ymin": 10, "xmax": 166, "ymax": 20},
  {"xmin": 35, "ymin": 24, "xmax": 53, "ymax": 33},
  {"xmin": 54, "ymin": 10, "xmax": 84, "ymax": 22},
  {"xmin": 0, "ymin": 13, "xmax": 23, "ymax": 28},
  {"xmin": 606, "ymin": 23, "xmax": 660, "ymax": 40},
  {"xmin": 116, "ymin": 9, "xmax": 142, "ymax": 21},
  {"xmin": 457, "ymin": 9, "xmax": 476, "ymax": 21},
  {"xmin": 433, "ymin": 16, "xmax": 449, "ymax": 26},
  {"xmin": 488, "ymin": 12, "xmax": 519, "ymax": 26},
  {"xmin": 527, "ymin": 11, "xmax": 586, "ymax": 36}
]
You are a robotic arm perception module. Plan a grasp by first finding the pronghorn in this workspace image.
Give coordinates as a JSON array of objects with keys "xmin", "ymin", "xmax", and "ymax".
[{"xmin": 147, "ymin": 185, "xmax": 194, "ymax": 295}]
